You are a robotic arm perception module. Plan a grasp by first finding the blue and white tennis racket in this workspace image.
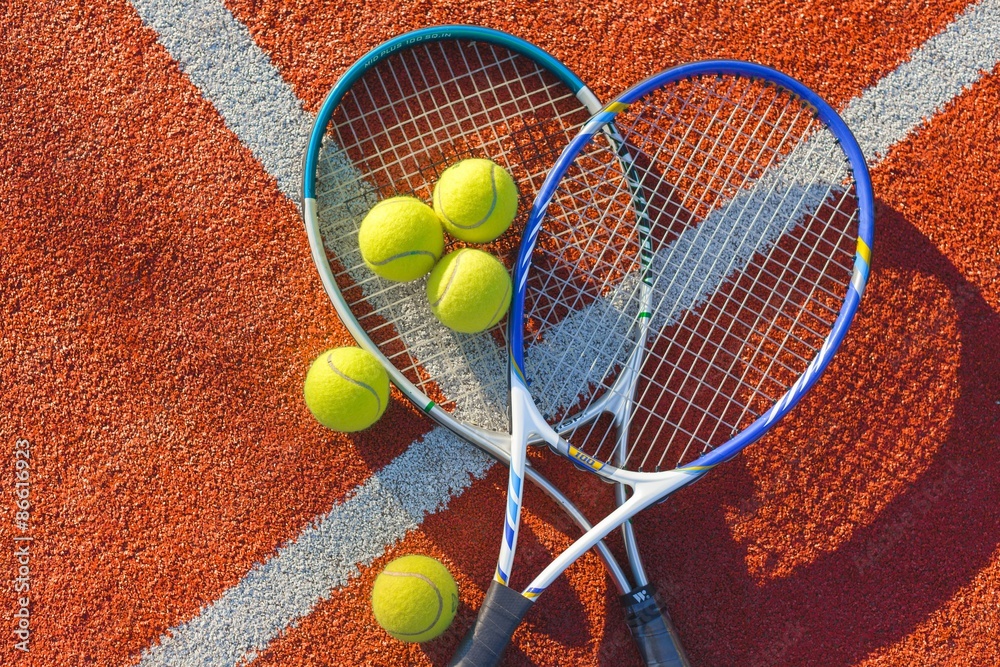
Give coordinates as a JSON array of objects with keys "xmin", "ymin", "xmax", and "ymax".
[
  {"xmin": 300, "ymin": 26, "xmax": 689, "ymax": 666},
  {"xmin": 449, "ymin": 60, "xmax": 874, "ymax": 666}
]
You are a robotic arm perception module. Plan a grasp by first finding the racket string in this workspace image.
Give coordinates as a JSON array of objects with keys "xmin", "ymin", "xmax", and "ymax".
[
  {"xmin": 525, "ymin": 142, "xmax": 646, "ymax": 419},
  {"xmin": 553, "ymin": 81, "xmax": 812, "ymax": 467},
  {"xmin": 716, "ymin": 184, "xmax": 859, "ymax": 442},
  {"xmin": 315, "ymin": 39, "xmax": 591, "ymax": 431},
  {"xmin": 603, "ymin": 80, "xmax": 816, "ymax": 468},
  {"xmin": 534, "ymin": 78, "xmax": 807, "ymax": 429},
  {"xmin": 621, "ymin": 79, "xmax": 797, "ymax": 222},
  {"xmin": 638, "ymin": 120, "xmax": 855, "ymax": 469},
  {"xmin": 521, "ymin": 73, "xmax": 859, "ymax": 471},
  {"xmin": 659, "ymin": 137, "xmax": 855, "ymax": 453},
  {"xmin": 631, "ymin": 110, "xmax": 830, "ymax": 469},
  {"xmin": 336, "ymin": 50, "xmax": 577, "ymax": 198}
]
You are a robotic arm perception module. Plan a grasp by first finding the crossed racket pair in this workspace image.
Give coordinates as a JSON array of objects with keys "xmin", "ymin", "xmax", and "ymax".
[{"xmin": 301, "ymin": 25, "xmax": 873, "ymax": 667}]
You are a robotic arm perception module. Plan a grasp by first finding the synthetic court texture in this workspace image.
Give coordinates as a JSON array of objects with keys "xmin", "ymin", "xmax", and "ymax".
[{"xmin": 2, "ymin": 1, "xmax": 999, "ymax": 666}]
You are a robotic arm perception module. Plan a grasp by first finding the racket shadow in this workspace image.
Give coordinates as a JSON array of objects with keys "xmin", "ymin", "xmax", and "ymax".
[{"xmin": 630, "ymin": 201, "xmax": 1000, "ymax": 666}]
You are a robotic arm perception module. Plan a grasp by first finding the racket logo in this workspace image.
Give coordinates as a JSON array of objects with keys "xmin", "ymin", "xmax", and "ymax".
[
  {"xmin": 630, "ymin": 589, "xmax": 650, "ymax": 604},
  {"xmin": 360, "ymin": 31, "xmax": 455, "ymax": 69},
  {"xmin": 567, "ymin": 446, "xmax": 604, "ymax": 472}
]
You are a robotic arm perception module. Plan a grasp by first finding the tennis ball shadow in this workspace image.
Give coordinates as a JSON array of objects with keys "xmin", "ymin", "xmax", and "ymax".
[
  {"xmin": 326, "ymin": 386, "xmax": 436, "ymax": 473},
  {"xmin": 613, "ymin": 199, "xmax": 1000, "ymax": 667}
]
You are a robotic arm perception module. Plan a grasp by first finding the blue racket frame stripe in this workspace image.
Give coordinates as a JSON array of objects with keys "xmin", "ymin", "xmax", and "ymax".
[{"xmin": 510, "ymin": 60, "xmax": 874, "ymax": 474}]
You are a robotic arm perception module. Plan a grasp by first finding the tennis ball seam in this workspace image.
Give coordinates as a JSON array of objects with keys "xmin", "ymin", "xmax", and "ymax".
[
  {"xmin": 365, "ymin": 197, "xmax": 442, "ymax": 266},
  {"xmin": 367, "ymin": 248, "xmax": 440, "ymax": 267},
  {"xmin": 486, "ymin": 273, "xmax": 512, "ymax": 328},
  {"xmin": 377, "ymin": 571, "xmax": 443, "ymax": 637},
  {"xmin": 428, "ymin": 249, "xmax": 464, "ymax": 308},
  {"xmin": 434, "ymin": 164, "xmax": 500, "ymax": 231},
  {"xmin": 426, "ymin": 248, "xmax": 511, "ymax": 333},
  {"xmin": 369, "ymin": 197, "xmax": 414, "ymax": 214},
  {"xmin": 326, "ymin": 354, "xmax": 382, "ymax": 416}
]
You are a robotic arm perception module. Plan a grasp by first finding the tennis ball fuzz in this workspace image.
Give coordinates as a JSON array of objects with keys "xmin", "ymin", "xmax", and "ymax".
[
  {"xmin": 426, "ymin": 248, "xmax": 512, "ymax": 334},
  {"xmin": 371, "ymin": 555, "xmax": 459, "ymax": 643},
  {"xmin": 433, "ymin": 158, "xmax": 518, "ymax": 243},
  {"xmin": 359, "ymin": 196, "xmax": 444, "ymax": 282},
  {"xmin": 303, "ymin": 347, "xmax": 389, "ymax": 432}
]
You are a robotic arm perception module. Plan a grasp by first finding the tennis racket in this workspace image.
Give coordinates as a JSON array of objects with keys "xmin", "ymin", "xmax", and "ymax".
[
  {"xmin": 448, "ymin": 60, "xmax": 875, "ymax": 667},
  {"xmin": 300, "ymin": 26, "xmax": 689, "ymax": 666}
]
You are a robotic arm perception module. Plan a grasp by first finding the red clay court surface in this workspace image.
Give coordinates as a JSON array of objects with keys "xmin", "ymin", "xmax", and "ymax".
[{"xmin": 2, "ymin": 1, "xmax": 999, "ymax": 666}]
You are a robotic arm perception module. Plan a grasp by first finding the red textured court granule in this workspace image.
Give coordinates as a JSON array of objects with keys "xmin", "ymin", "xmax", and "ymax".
[
  {"xmin": 227, "ymin": 0, "xmax": 970, "ymax": 112},
  {"xmin": 873, "ymin": 64, "xmax": 1000, "ymax": 314},
  {"xmin": 2, "ymin": 0, "xmax": 999, "ymax": 665},
  {"xmin": 248, "ymin": 464, "xmax": 623, "ymax": 667},
  {"xmin": 0, "ymin": 3, "xmax": 432, "ymax": 665}
]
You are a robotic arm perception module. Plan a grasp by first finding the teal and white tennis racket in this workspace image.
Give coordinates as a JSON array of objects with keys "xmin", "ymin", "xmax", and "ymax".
[{"xmin": 301, "ymin": 26, "xmax": 689, "ymax": 666}]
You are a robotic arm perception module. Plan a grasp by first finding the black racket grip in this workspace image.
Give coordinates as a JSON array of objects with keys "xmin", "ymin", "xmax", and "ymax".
[
  {"xmin": 621, "ymin": 584, "xmax": 691, "ymax": 667},
  {"xmin": 448, "ymin": 580, "xmax": 533, "ymax": 667}
]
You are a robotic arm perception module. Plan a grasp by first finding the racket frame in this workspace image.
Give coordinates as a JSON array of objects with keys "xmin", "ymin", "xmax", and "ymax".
[
  {"xmin": 301, "ymin": 21, "xmax": 617, "ymax": 569},
  {"xmin": 496, "ymin": 59, "xmax": 874, "ymax": 599},
  {"xmin": 301, "ymin": 25, "xmax": 691, "ymax": 665}
]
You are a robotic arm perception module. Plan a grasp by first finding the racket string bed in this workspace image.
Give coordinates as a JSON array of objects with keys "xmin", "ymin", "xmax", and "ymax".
[
  {"xmin": 620, "ymin": 81, "xmax": 805, "ymax": 220},
  {"xmin": 321, "ymin": 48, "xmax": 576, "ymax": 191},
  {"xmin": 639, "ymin": 141, "xmax": 858, "ymax": 469},
  {"xmin": 636, "ymin": 192, "xmax": 849, "ymax": 467},
  {"xmin": 313, "ymin": 40, "xmax": 592, "ymax": 431},
  {"xmin": 522, "ymin": 82, "xmax": 801, "ymax": 425},
  {"xmin": 361, "ymin": 54, "xmax": 569, "ymax": 193},
  {"xmin": 337, "ymin": 64, "xmax": 569, "ymax": 202},
  {"xmin": 522, "ymin": 75, "xmax": 860, "ymax": 473},
  {"xmin": 704, "ymin": 189, "xmax": 858, "ymax": 440}
]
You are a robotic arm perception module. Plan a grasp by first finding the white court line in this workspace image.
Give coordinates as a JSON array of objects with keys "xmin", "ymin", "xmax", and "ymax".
[
  {"xmin": 136, "ymin": 429, "xmax": 490, "ymax": 667},
  {"xmin": 130, "ymin": 0, "xmax": 311, "ymax": 198},
  {"xmin": 841, "ymin": 0, "xmax": 1000, "ymax": 162},
  {"xmin": 130, "ymin": 0, "xmax": 1000, "ymax": 664},
  {"xmin": 129, "ymin": 2, "xmax": 494, "ymax": 666}
]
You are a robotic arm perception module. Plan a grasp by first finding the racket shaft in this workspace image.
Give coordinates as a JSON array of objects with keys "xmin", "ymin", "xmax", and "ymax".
[
  {"xmin": 454, "ymin": 473, "xmax": 695, "ymax": 666},
  {"xmin": 518, "ymin": 461, "xmax": 631, "ymax": 593}
]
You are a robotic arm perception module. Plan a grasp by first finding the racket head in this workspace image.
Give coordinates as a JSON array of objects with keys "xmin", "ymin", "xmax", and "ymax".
[
  {"xmin": 510, "ymin": 60, "xmax": 874, "ymax": 476},
  {"xmin": 301, "ymin": 26, "xmax": 603, "ymax": 439}
]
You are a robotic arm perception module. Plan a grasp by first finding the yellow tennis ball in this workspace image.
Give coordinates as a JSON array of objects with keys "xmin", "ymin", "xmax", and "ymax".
[
  {"xmin": 433, "ymin": 158, "xmax": 519, "ymax": 243},
  {"xmin": 426, "ymin": 248, "xmax": 512, "ymax": 334},
  {"xmin": 359, "ymin": 196, "xmax": 445, "ymax": 282},
  {"xmin": 371, "ymin": 555, "xmax": 459, "ymax": 643},
  {"xmin": 303, "ymin": 347, "xmax": 389, "ymax": 432}
]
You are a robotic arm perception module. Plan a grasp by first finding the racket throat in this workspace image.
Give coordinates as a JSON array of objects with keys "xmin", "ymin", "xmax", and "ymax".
[
  {"xmin": 557, "ymin": 339, "xmax": 646, "ymax": 432},
  {"xmin": 554, "ymin": 340, "xmax": 647, "ymax": 475},
  {"xmin": 525, "ymin": 471, "xmax": 697, "ymax": 596}
]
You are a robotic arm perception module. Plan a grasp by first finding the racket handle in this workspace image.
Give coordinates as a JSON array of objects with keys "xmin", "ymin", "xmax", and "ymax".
[
  {"xmin": 621, "ymin": 584, "xmax": 691, "ymax": 667},
  {"xmin": 448, "ymin": 580, "xmax": 533, "ymax": 667}
]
